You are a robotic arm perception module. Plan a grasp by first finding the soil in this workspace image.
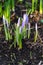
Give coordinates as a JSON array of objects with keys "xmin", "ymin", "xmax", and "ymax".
[{"xmin": 0, "ymin": 41, "xmax": 43, "ymax": 65}]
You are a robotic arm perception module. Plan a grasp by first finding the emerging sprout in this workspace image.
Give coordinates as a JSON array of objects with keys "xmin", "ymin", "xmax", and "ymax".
[
  {"xmin": 17, "ymin": 17, "xmax": 20, "ymax": 27},
  {"xmin": 14, "ymin": 17, "xmax": 23, "ymax": 50},
  {"xmin": 34, "ymin": 23, "xmax": 38, "ymax": 42},
  {"xmin": 22, "ymin": 14, "xmax": 29, "ymax": 38},
  {"xmin": 3, "ymin": 0, "xmax": 12, "ymax": 40},
  {"xmin": 3, "ymin": 15, "xmax": 8, "ymax": 40}
]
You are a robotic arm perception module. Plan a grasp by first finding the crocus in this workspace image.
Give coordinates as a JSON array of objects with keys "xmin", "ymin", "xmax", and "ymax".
[
  {"xmin": 23, "ymin": 14, "xmax": 31, "ymax": 39},
  {"xmin": 22, "ymin": 14, "xmax": 30, "ymax": 38},
  {"xmin": 21, "ymin": 14, "xmax": 29, "ymax": 38},
  {"xmin": 21, "ymin": 20, "xmax": 25, "ymax": 28},
  {"xmin": 23, "ymin": 14, "xmax": 29, "ymax": 25}
]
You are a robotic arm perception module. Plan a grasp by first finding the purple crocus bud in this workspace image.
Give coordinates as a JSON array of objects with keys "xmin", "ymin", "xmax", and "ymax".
[
  {"xmin": 23, "ymin": 14, "xmax": 29, "ymax": 24},
  {"xmin": 17, "ymin": 17, "xmax": 20, "ymax": 27},
  {"xmin": 21, "ymin": 21, "xmax": 25, "ymax": 28},
  {"xmin": 20, "ymin": 21, "xmax": 25, "ymax": 33}
]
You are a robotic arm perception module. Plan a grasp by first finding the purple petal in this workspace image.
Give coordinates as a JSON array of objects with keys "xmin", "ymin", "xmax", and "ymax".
[
  {"xmin": 23, "ymin": 14, "xmax": 29, "ymax": 24},
  {"xmin": 22, "ymin": 21, "xmax": 25, "ymax": 28}
]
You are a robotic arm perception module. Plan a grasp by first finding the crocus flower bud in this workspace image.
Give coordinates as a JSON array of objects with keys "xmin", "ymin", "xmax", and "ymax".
[
  {"xmin": 23, "ymin": 14, "xmax": 29, "ymax": 24},
  {"xmin": 21, "ymin": 21, "xmax": 25, "ymax": 28},
  {"xmin": 17, "ymin": 17, "xmax": 20, "ymax": 27}
]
